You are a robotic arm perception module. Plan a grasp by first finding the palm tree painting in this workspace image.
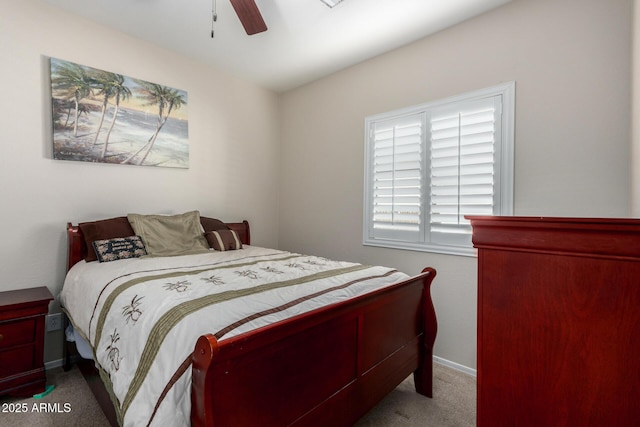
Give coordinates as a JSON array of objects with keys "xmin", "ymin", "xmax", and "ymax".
[{"xmin": 50, "ymin": 57, "xmax": 189, "ymax": 168}]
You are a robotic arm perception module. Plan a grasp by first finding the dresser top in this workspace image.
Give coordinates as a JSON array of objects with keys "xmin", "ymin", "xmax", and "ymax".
[{"xmin": 467, "ymin": 216, "xmax": 640, "ymax": 259}]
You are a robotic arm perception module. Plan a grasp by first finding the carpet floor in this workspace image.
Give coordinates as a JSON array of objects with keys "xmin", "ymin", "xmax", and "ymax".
[{"xmin": 0, "ymin": 363, "xmax": 475, "ymax": 426}]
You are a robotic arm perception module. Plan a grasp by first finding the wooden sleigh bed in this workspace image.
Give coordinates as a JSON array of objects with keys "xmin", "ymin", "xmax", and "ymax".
[{"xmin": 62, "ymin": 216, "xmax": 437, "ymax": 427}]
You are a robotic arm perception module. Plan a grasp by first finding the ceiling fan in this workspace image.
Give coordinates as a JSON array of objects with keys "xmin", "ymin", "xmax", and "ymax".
[
  {"xmin": 218, "ymin": 0, "xmax": 343, "ymax": 36},
  {"xmin": 229, "ymin": 0, "xmax": 268, "ymax": 35}
]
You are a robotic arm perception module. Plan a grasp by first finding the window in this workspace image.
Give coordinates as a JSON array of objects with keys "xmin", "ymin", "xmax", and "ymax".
[{"xmin": 363, "ymin": 82, "xmax": 514, "ymax": 256}]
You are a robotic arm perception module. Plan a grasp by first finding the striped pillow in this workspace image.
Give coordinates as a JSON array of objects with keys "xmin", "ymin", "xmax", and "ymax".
[{"xmin": 205, "ymin": 230, "xmax": 243, "ymax": 251}]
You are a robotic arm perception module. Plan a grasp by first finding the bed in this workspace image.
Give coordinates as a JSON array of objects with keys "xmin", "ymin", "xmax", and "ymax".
[{"xmin": 60, "ymin": 211, "xmax": 438, "ymax": 427}]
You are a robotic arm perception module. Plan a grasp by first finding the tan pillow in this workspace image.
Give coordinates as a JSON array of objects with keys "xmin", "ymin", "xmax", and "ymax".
[{"xmin": 127, "ymin": 211, "xmax": 210, "ymax": 257}]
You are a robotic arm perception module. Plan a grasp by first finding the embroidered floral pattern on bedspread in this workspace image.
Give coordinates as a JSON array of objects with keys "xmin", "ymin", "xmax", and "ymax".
[
  {"xmin": 106, "ymin": 329, "xmax": 122, "ymax": 372},
  {"xmin": 122, "ymin": 295, "xmax": 144, "ymax": 324}
]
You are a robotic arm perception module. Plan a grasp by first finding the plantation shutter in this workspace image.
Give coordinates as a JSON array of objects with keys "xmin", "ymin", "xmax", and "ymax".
[
  {"xmin": 429, "ymin": 96, "xmax": 501, "ymax": 246},
  {"xmin": 364, "ymin": 82, "xmax": 513, "ymax": 256},
  {"xmin": 368, "ymin": 112, "xmax": 425, "ymax": 242}
]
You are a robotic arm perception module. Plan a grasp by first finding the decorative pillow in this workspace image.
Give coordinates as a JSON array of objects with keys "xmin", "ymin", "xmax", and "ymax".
[
  {"xmin": 79, "ymin": 216, "xmax": 136, "ymax": 262},
  {"xmin": 200, "ymin": 216, "xmax": 231, "ymax": 233},
  {"xmin": 205, "ymin": 230, "xmax": 243, "ymax": 251},
  {"xmin": 127, "ymin": 210, "xmax": 210, "ymax": 257},
  {"xmin": 92, "ymin": 236, "xmax": 147, "ymax": 263}
]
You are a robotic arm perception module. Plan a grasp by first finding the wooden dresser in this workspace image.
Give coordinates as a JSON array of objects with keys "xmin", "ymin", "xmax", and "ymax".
[
  {"xmin": 0, "ymin": 286, "xmax": 53, "ymax": 397},
  {"xmin": 468, "ymin": 216, "xmax": 640, "ymax": 426}
]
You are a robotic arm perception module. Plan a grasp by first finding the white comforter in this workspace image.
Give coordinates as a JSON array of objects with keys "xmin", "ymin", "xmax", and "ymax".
[{"xmin": 60, "ymin": 246, "xmax": 409, "ymax": 427}]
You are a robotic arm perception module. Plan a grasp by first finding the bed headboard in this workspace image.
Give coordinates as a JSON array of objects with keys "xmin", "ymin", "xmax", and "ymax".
[{"xmin": 66, "ymin": 219, "xmax": 251, "ymax": 272}]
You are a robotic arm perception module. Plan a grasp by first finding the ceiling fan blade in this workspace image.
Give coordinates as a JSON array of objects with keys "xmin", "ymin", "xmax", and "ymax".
[{"xmin": 230, "ymin": 0, "xmax": 268, "ymax": 35}]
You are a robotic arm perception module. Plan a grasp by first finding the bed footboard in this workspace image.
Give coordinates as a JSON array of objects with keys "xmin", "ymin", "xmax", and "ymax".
[{"xmin": 191, "ymin": 267, "xmax": 437, "ymax": 427}]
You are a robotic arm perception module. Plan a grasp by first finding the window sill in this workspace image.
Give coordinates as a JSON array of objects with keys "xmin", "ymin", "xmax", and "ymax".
[{"xmin": 363, "ymin": 240, "xmax": 477, "ymax": 257}]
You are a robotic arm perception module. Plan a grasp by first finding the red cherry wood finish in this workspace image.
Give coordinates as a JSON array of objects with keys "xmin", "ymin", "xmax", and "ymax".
[
  {"xmin": 0, "ymin": 286, "xmax": 53, "ymax": 397},
  {"xmin": 468, "ymin": 216, "xmax": 640, "ymax": 426}
]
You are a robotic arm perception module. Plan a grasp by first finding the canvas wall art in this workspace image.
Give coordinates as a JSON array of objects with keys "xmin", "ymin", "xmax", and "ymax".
[{"xmin": 50, "ymin": 57, "xmax": 189, "ymax": 168}]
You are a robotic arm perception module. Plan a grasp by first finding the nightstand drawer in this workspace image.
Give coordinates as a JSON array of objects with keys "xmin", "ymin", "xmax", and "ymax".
[
  {"xmin": 0, "ymin": 318, "xmax": 37, "ymax": 349},
  {"xmin": 0, "ymin": 346, "xmax": 36, "ymax": 377}
]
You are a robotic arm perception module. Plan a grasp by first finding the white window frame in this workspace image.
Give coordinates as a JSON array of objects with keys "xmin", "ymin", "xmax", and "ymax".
[{"xmin": 363, "ymin": 82, "xmax": 515, "ymax": 257}]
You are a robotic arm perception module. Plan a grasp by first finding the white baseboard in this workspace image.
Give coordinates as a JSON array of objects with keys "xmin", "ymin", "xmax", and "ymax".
[
  {"xmin": 45, "ymin": 358, "xmax": 65, "ymax": 370},
  {"xmin": 433, "ymin": 355, "xmax": 477, "ymax": 377}
]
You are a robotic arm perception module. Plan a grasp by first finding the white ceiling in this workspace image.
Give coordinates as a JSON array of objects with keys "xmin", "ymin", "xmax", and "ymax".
[{"xmin": 42, "ymin": 0, "xmax": 512, "ymax": 92}]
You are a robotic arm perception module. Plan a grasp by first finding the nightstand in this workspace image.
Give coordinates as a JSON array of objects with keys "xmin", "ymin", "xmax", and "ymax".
[{"xmin": 0, "ymin": 287, "xmax": 53, "ymax": 397}]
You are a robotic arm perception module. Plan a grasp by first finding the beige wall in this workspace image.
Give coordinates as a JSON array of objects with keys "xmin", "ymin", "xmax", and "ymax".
[
  {"xmin": 0, "ymin": 0, "xmax": 281, "ymax": 362},
  {"xmin": 279, "ymin": 0, "xmax": 632, "ymax": 370}
]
